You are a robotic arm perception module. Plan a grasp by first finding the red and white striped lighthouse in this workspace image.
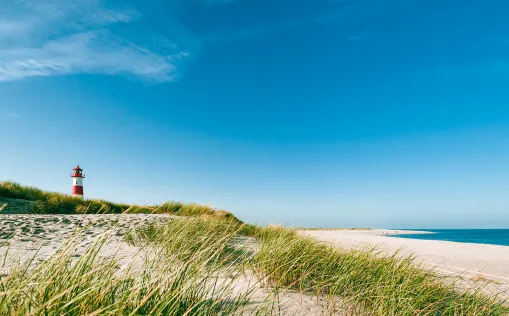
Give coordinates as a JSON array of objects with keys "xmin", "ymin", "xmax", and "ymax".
[{"xmin": 71, "ymin": 165, "xmax": 85, "ymax": 198}]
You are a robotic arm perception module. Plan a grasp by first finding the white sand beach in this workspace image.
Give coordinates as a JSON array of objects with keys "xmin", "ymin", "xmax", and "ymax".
[{"xmin": 301, "ymin": 229, "xmax": 509, "ymax": 300}]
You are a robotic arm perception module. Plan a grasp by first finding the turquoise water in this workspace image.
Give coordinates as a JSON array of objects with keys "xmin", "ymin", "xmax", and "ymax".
[{"xmin": 390, "ymin": 229, "xmax": 509, "ymax": 246}]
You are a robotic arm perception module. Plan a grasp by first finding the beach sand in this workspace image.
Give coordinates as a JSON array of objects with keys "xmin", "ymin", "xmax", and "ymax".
[
  {"xmin": 301, "ymin": 229, "xmax": 509, "ymax": 300},
  {"xmin": 0, "ymin": 214, "xmax": 175, "ymax": 274},
  {"xmin": 0, "ymin": 214, "xmax": 339, "ymax": 315}
]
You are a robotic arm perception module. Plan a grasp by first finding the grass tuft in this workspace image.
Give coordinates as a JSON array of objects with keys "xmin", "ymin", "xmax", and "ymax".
[
  {"xmin": 0, "ymin": 219, "xmax": 260, "ymax": 315},
  {"xmin": 252, "ymin": 227, "xmax": 508, "ymax": 315}
]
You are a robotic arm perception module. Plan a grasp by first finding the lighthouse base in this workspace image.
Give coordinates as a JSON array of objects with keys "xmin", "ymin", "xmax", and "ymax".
[{"xmin": 72, "ymin": 185, "xmax": 84, "ymax": 197}]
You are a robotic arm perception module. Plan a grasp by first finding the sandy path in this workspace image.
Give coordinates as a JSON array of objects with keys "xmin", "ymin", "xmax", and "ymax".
[{"xmin": 301, "ymin": 229, "xmax": 509, "ymax": 300}]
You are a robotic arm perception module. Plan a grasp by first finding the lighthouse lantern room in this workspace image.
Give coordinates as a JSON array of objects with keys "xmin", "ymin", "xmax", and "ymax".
[{"xmin": 71, "ymin": 165, "xmax": 85, "ymax": 198}]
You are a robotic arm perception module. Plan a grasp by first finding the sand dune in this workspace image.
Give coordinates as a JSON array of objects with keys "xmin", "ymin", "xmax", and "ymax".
[
  {"xmin": 2, "ymin": 214, "xmax": 505, "ymax": 313},
  {"xmin": 0, "ymin": 214, "xmax": 340, "ymax": 315}
]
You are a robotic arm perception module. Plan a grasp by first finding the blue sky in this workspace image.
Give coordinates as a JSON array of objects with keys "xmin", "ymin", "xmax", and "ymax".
[{"xmin": 1, "ymin": 0, "xmax": 509, "ymax": 228}]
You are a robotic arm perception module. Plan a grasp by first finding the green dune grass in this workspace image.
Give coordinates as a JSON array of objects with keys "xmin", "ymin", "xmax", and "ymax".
[
  {"xmin": 0, "ymin": 181, "xmax": 241, "ymax": 221},
  {"xmin": 129, "ymin": 219, "xmax": 508, "ymax": 315},
  {"xmin": 0, "ymin": 219, "xmax": 262, "ymax": 315},
  {"xmin": 253, "ymin": 227, "xmax": 507, "ymax": 315}
]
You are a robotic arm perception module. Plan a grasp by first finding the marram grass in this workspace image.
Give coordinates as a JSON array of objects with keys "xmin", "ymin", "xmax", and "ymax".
[
  {"xmin": 128, "ymin": 219, "xmax": 508, "ymax": 315},
  {"xmin": 252, "ymin": 227, "xmax": 508, "ymax": 315},
  {"xmin": 0, "ymin": 181, "xmax": 240, "ymax": 222},
  {"xmin": 125, "ymin": 217, "xmax": 255, "ymax": 267},
  {"xmin": 0, "ymin": 219, "xmax": 265, "ymax": 315}
]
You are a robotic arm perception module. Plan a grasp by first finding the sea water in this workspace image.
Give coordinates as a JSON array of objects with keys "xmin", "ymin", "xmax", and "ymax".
[{"xmin": 390, "ymin": 229, "xmax": 509, "ymax": 246}]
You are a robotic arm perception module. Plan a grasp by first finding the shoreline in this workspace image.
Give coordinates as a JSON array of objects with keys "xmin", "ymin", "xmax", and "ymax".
[
  {"xmin": 383, "ymin": 229, "xmax": 509, "ymax": 248},
  {"xmin": 305, "ymin": 229, "xmax": 509, "ymax": 248},
  {"xmin": 370, "ymin": 229, "xmax": 436, "ymax": 236}
]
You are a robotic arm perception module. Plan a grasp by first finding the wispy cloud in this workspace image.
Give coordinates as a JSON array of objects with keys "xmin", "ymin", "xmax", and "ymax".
[{"xmin": 0, "ymin": 0, "xmax": 199, "ymax": 83}]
